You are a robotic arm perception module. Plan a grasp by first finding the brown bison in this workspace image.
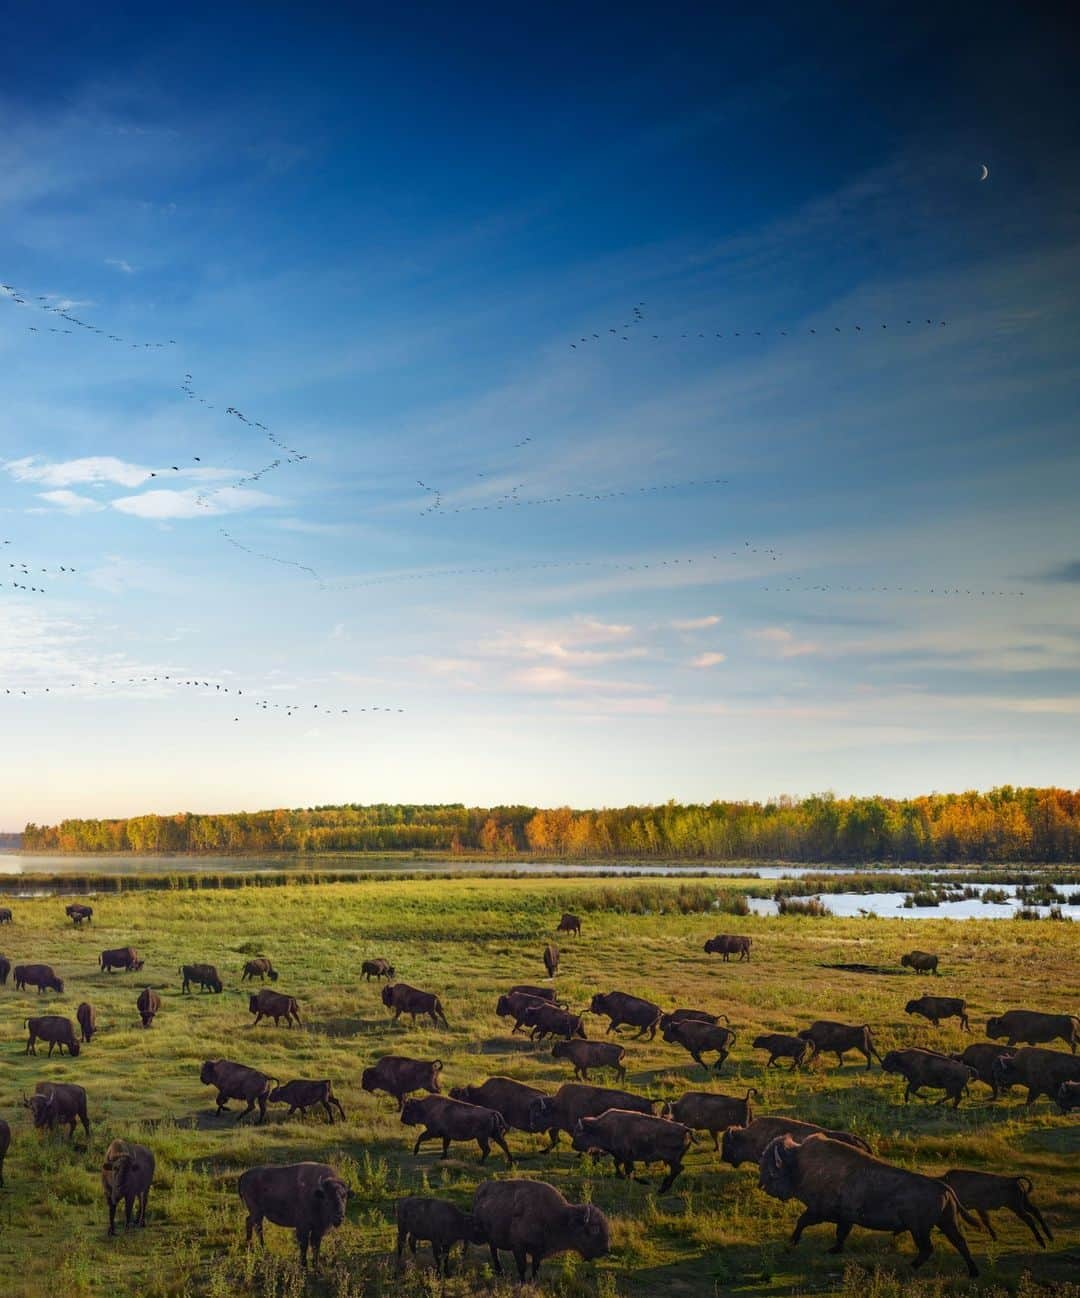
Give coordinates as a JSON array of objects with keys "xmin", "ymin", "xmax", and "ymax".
[
  {"xmin": 137, "ymin": 987, "xmax": 160, "ymax": 1028},
  {"xmin": 14, "ymin": 963, "xmax": 64, "ymax": 994},
  {"xmin": 1056, "ymin": 1080, "xmax": 1080, "ymax": 1112},
  {"xmin": 759, "ymin": 1133, "xmax": 978, "ymax": 1275},
  {"xmin": 496, "ymin": 989, "xmax": 551, "ymax": 1033},
  {"xmin": 100, "ymin": 946, "xmax": 143, "ymax": 973},
  {"xmin": 543, "ymin": 943, "xmax": 559, "ymax": 978},
  {"xmin": 521, "ymin": 1002, "xmax": 586, "ymax": 1042},
  {"xmin": 449, "ymin": 1077, "xmax": 547, "ymax": 1134},
  {"xmin": 882, "ymin": 1048, "xmax": 975, "ymax": 1108},
  {"xmin": 662, "ymin": 1018, "xmax": 736, "ymax": 1072},
  {"xmin": 0, "ymin": 1117, "xmax": 8, "ymax": 1186},
  {"xmin": 993, "ymin": 1047, "xmax": 1080, "ymax": 1105},
  {"xmin": 659, "ymin": 1008, "xmax": 727, "ymax": 1031},
  {"xmin": 754, "ymin": 1032, "xmax": 813, "ymax": 1070},
  {"xmin": 25, "ymin": 1015, "xmax": 80, "ymax": 1057},
  {"xmin": 557, "ymin": 912, "xmax": 582, "ymax": 937},
  {"xmin": 662, "ymin": 1088, "xmax": 756, "ymax": 1149},
  {"xmin": 703, "ymin": 933, "xmax": 751, "ymax": 962},
  {"xmin": 472, "ymin": 1179, "xmax": 609, "ymax": 1282},
  {"xmin": 395, "ymin": 1195, "xmax": 485, "ymax": 1275},
  {"xmin": 241, "ymin": 956, "xmax": 278, "ymax": 982},
  {"xmin": 986, "ymin": 1009, "xmax": 1079, "ymax": 1054},
  {"xmin": 589, "ymin": 990, "xmax": 661, "ymax": 1040},
  {"xmin": 238, "ymin": 1161, "xmax": 348, "ymax": 1268},
  {"xmin": 798, "ymin": 1020, "xmax": 881, "ymax": 1070},
  {"xmin": 268, "ymin": 1080, "xmax": 346, "ymax": 1124},
  {"xmin": 905, "ymin": 995, "xmax": 970, "ymax": 1031},
  {"xmin": 382, "ymin": 982, "xmax": 449, "ymax": 1028},
  {"xmin": 361, "ymin": 1056, "xmax": 442, "ymax": 1110},
  {"xmin": 26, "ymin": 1081, "xmax": 91, "ymax": 1140},
  {"xmin": 0, "ymin": 954, "xmax": 9, "ymax": 985},
  {"xmin": 950, "ymin": 1042, "xmax": 1013, "ymax": 1099},
  {"xmin": 526, "ymin": 1082, "xmax": 654, "ymax": 1150},
  {"xmin": 0, "ymin": 906, "xmax": 12, "ymax": 923},
  {"xmin": 361, "ymin": 957, "xmax": 395, "ymax": 981},
  {"xmin": 102, "ymin": 1138, "xmax": 155, "ymax": 1235},
  {"xmin": 180, "ymin": 963, "xmax": 223, "ymax": 994},
  {"xmin": 248, "ymin": 988, "xmax": 301, "ymax": 1028},
  {"xmin": 400, "ymin": 1095, "xmax": 513, "ymax": 1164},
  {"xmin": 573, "ymin": 1109, "xmax": 692, "ymax": 1193},
  {"xmin": 77, "ymin": 1002, "xmax": 96, "ymax": 1043},
  {"xmin": 509, "ymin": 983, "xmax": 559, "ymax": 1002},
  {"xmin": 552, "ymin": 1038, "xmax": 626, "ymax": 1082},
  {"xmin": 721, "ymin": 1116, "xmax": 872, "ymax": 1167},
  {"xmin": 901, "ymin": 950, "xmax": 939, "ymax": 974},
  {"xmin": 200, "ymin": 1059, "xmax": 275, "ymax": 1123},
  {"xmin": 939, "ymin": 1170, "xmax": 1052, "ymax": 1248},
  {"xmin": 66, "ymin": 903, "xmax": 93, "ymax": 926}
]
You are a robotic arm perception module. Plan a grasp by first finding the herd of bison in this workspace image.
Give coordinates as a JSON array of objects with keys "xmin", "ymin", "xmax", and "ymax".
[{"xmin": 0, "ymin": 902, "xmax": 1077, "ymax": 1284}]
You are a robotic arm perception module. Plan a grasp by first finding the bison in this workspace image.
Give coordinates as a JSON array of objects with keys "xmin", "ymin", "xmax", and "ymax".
[
  {"xmin": 754, "ymin": 1032, "xmax": 813, "ymax": 1070},
  {"xmin": 26, "ymin": 1081, "xmax": 91, "ymax": 1140},
  {"xmin": 180, "ymin": 963, "xmax": 223, "ymax": 994},
  {"xmin": 659, "ymin": 1008, "xmax": 727, "ymax": 1031},
  {"xmin": 509, "ymin": 983, "xmax": 559, "ymax": 1002},
  {"xmin": 993, "ymin": 1047, "xmax": 1080, "ymax": 1105},
  {"xmin": 949, "ymin": 1042, "xmax": 1013, "ymax": 1099},
  {"xmin": 25, "ymin": 1014, "xmax": 81, "ymax": 1057},
  {"xmin": 552, "ymin": 1038, "xmax": 626, "ymax": 1082},
  {"xmin": 400, "ymin": 1094, "xmax": 513, "ymax": 1164},
  {"xmin": 102, "ymin": 1138, "xmax": 155, "ymax": 1235},
  {"xmin": 248, "ymin": 988, "xmax": 301, "ymax": 1028},
  {"xmin": 496, "ymin": 990, "xmax": 551, "ymax": 1033},
  {"xmin": 798, "ymin": 1020, "xmax": 881, "ymax": 1070},
  {"xmin": 241, "ymin": 956, "xmax": 278, "ymax": 982},
  {"xmin": 662, "ymin": 1018, "xmax": 736, "ymax": 1072},
  {"xmin": 449, "ymin": 1077, "xmax": 547, "ymax": 1134},
  {"xmin": 986, "ymin": 1009, "xmax": 1079, "ymax": 1054},
  {"xmin": 0, "ymin": 1117, "xmax": 8, "ymax": 1186},
  {"xmin": 361, "ymin": 957, "xmax": 395, "ymax": 981},
  {"xmin": 14, "ymin": 963, "xmax": 64, "ymax": 994},
  {"xmin": 759, "ymin": 1133, "xmax": 978, "ymax": 1276},
  {"xmin": 720, "ymin": 1116, "xmax": 872, "ymax": 1167},
  {"xmin": 589, "ymin": 990, "xmax": 661, "ymax": 1040},
  {"xmin": 137, "ymin": 987, "xmax": 160, "ymax": 1028},
  {"xmin": 268, "ymin": 1079, "xmax": 345, "ymax": 1124},
  {"xmin": 526, "ymin": 1082, "xmax": 654, "ymax": 1150},
  {"xmin": 100, "ymin": 946, "xmax": 143, "ymax": 973},
  {"xmin": 472, "ymin": 1178, "xmax": 609, "ymax": 1282},
  {"xmin": 1056, "ymin": 1080, "xmax": 1080, "ymax": 1112},
  {"xmin": 395, "ymin": 1195, "xmax": 485, "ymax": 1275},
  {"xmin": 543, "ymin": 943, "xmax": 559, "ymax": 978},
  {"xmin": 901, "ymin": 950, "xmax": 939, "ymax": 975},
  {"xmin": 905, "ymin": 995, "xmax": 970, "ymax": 1031},
  {"xmin": 521, "ymin": 1002, "xmax": 586, "ymax": 1042},
  {"xmin": 882, "ymin": 1048, "xmax": 975, "ymax": 1108},
  {"xmin": 0, "ymin": 954, "xmax": 9, "ymax": 985},
  {"xmin": 557, "ymin": 912, "xmax": 582, "ymax": 937},
  {"xmin": 361, "ymin": 1056, "xmax": 442, "ymax": 1110},
  {"xmin": 200, "ymin": 1059, "xmax": 275, "ymax": 1123},
  {"xmin": 573, "ymin": 1109, "xmax": 692, "ymax": 1192},
  {"xmin": 66, "ymin": 903, "xmax": 93, "ymax": 926},
  {"xmin": 238, "ymin": 1161, "xmax": 348, "ymax": 1268},
  {"xmin": 0, "ymin": 906, "xmax": 12, "ymax": 923},
  {"xmin": 939, "ymin": 1170, "xmax": 1052, "ymax": 1248},
  {"xmin": 703, "ymin": 933, "xmax": 751, "ymax": 962},
  {"xmin": 662, "ymin": 1088, "xmax": 756, "ymax": 1149},
  {"xmin": 77, "ymin": 1002, "xmax": 96, "ymax": 1043},
  {"xmin": 382, "ymin": 982, "xmax": 449, "ymax": 1028}
]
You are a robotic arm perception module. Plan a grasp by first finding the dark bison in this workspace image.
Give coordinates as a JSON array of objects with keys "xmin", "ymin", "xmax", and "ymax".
[
  {"xmin": 137, "ymin": 988, "xmax": 160, "ymax": 1028},
  {"xmin": 557, "ymin": 912, "xmax": 582, "ymax": 937},
  {"xmin": 269, "ymin": 1080, "xmax": 346, "ymax": 1124},
  {"xmin": 759, "ymin": 1133, "xmax": 978, "ymax": 1276},
  {"xmin": 496, "ymin": 990, "xmax": 551, "ymax": 1033},
  {"xmin": 798, "ymin": 1020, "xmax": 881, "ymax": 1070},
  {"xmin": 0, "ymin": 954, "xmax": 9, "ymax": 985},
  {"xmin": 662, "ymin": 1018, "xmax": 736, "ymax": 1072},
  {"xmin": 754, "ymin": 1032, "xmax": 813, "ymax": 1070},
  {"xmin": 200, "ymin": 1059, "xmax": 275, "ymax": 1123},
  {"xmin": 400, "ymin": 1095, "xmax": 513, "ymax": 1164},
  {"xmin": 100, "ymin": 946, "xmax": 143, "ymax": 973},
  {"xmin": 659, "ymin": 1008, "xmax": 727, "ymax": 1031},
  {"xmin": 573, "ymin": 1109, "xmax": 692, "ymax": 1193},
  {"xmin": 382, "ymin": 982, "xmax": 449, "ymax": 1028},
  {"xmin": 509, "ymin": 983, "xmax": 559, "ymax": 1002},
  {"xmin": 522, "ymin": 1002, "xmax": 586, "ymax": 1042},
  {"xmin": 77, "ymin": 1002, "xmax": 96, "ymax": 1043},
  {"xmin": 552, "ymin": 1038, "xmax": 626, "ymax": 1082},
  {"xmin": 102, "ymin": 1138, "xmax": 155, "ymax": 1235},
  {"xmin": 362, "ymin": 957, "xmax": 395, "ymax": 981},
  {"xmin": 905, "ymin": 995, "xmax": 970, "ymax": 1031},
  {"xmin": 26, "ymin": 1081, "xmax": 91, "ymax": 1140},
  {"xmin": 241, "ymin": 956, "xmax": 278, "ymax": 982},
  {"xmin": 662, "ymin": 1088, "xmax": 756, "ymax": 1149},
  {"xmin": 238, "ymin": 1161, "xmax": 349, "ymax": 1268},
  {"xmin": 527, "ymin": 1082, "xmax": 654, "ymax": 1150},
  {"xmin": 589, "ymin": 990, "xmax": 661, "ymax": 1040},
  {"xmin": 703, "ymin": 934, "xmax": 751, "ymax": 961},
  {"xmin": 395, "ymin": 1195, "xmax": 485, "ymax": 1275},
  {"xmin": 14, "ymin": 963, "xmax": 64, "ymax": 994},
  {"xmin": 0, "ymin": 906, "xmax": 12, "ymax": 923},
  {"xmin": 901, "ymin": 950, "xmax": 939, "ymax": 974},
  {"xmin": 993, "ymin": 1047, "xmax": 1080, "ymax": 1105},
  {"xmin": 986, "ymin": 1009, "xmax": 1079, "ymax": 1054},
  {"xmin": 1056, "ymin": 1080, "xmax": 1080, "ymax": 1112},
  {"xmin": 543, "ymin": 943, "xmax": 559, "ymax": 978},
  {"xmin": 882, "ymin": 1049, "xmax": 975, "ymax": 1108},
  {"xmin": 721, "ymin": 1116, "xmax": 871, "ymax": 1167},
  {"xmin": 180, "ymin": 963, "xmax": 223, "ymax": 994},
  {"xmin": 361, "ymin": 1056, "xmax": 442, "ymax": 1110},
  {"xmin": 0, "ymin": 1117, "xmax": 8, "ymax": 1186},
  {"xmin": 66, "ymin": 903, "xmax": 93, "ymax": 926},
  {"xmin": 25, "ymin": 1014, "xmax": 81, "ymax": 1057},
  {"xmin": 472, "ymin": 1179, "xmax": 609, "ymax": 1282},
  {"xmin": 939, "ymin": 1170, "xmax": 1052, "ymax": 1248},
  {"xmin": 248, "ymin": 988, "xmax": 301, "ymax": 1028},
  {"xmin": 448, "ymin": 1077, "xmax": 547, "ymax": 1135},
  {"xmin": 950, "ymin": 1042, "xmax": 1013, "ymax": 1099}
]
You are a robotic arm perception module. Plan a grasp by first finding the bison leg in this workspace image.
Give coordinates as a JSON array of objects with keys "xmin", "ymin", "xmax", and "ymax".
[
  {"xmin": 936, "ymin": 1215, "xmax": 978, "ymax": 1277},
  {"xmin": 79, "ymin": 1112, "xmax": 91, "ymax": 1139},
  {"xmin": 108, "ymin": 1197, "xmax": 118, "ymax": 1236},
  {"xmin": 412, "ymin": 1128, "xmax": 436, "ymax": 1155},
  {"xmin": 658, "ymin": 1161, "xmax": 683, "ymax": 1194},
  {"xmin": 245, "ymin": 1211, "xmax": 265, "ymax": 1247},
  {"xmin": 1019, "ymin": 1194, "xmax": 1053, "ymax": 1244},
  {"xmin": 544, "ymin": 1128, "xmax": 560, "ymax": 1152},
  {"xmin": 25, "ymin": 1036, "xmax": 35, "ymax": 1055},
  {"xmin": 488, "ymin": 1244, "xmax": 503, "ymax": 1275},
  {"xmin": 714, "ymin": 1050, "xmax": 729, "ymax": 1073},
  {"xmin": 493, "ymin": 1132, "xmax": 514, "ymax": 1164},
  {"xmin": 1012, "ymin": 1206, "xmax": 1049, "ymax": 1247},
  {"xmin": 512, "ymin": 1246, "xmax": 529, "ymax": 1282},
  {"xmin": 790, "ymin": 1210, "xmax": 823, "ymax": 1246},
  {"xmin": 615, "ymin": 1064, "xmax": 626, "ymax": 1083},
  {"xmin": 827, "ymin": 1221, "xmax": 853, "ymax": 1254},
  {"xmin": 296, "ymin": 1227, "xmax": 310, "ymax": 1267},
  {"xmin": 124, "ymin": 1193, "xmax": 135, "ymax": 1230},
  {"xmin": 138, "ymin": 1189, "xmax": 149, "ymax": 1227}
]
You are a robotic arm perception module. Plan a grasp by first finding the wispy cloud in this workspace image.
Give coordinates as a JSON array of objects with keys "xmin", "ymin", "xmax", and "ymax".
[
  {"xmin": 35, "ymin": 489, "xmax": 105, "ymax": 514},
  {"xmin": 104, "ymin": 257, "xmax": 135, "ymax": 274},
  {"xmin": 691, "ymin": 651, "xmax": 726, "ymax": 668},
  {"xmin": 671, "ymin": 615, "xmax": 721, "ymax": 630},
  {"xmin": 7, "ymin": 455, "xmax": 152, "ymax": 489},
  {"xmin": 111, "ymin": 487, "xmax": 279, "ymax": 520},
  {"xmin": 749, "ymin": 626, "xmax": 819, "ymax": 659}
]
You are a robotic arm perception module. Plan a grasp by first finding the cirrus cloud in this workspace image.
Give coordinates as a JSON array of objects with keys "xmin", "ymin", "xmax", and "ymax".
[{"xmin": 111, "ymin": 487, "xmax": 279, "ymax": 520}]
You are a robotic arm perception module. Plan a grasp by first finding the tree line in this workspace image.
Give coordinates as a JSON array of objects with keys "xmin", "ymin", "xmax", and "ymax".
[{"xmin": 20, "ymin": 787, "xmax": 1080, "ymax": 861}]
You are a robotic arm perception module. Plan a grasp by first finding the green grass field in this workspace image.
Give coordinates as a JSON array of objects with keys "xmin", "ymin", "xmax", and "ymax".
[{"xmin": 0, "ymin": 877, "xmax": 1076, "ymax": 1298}]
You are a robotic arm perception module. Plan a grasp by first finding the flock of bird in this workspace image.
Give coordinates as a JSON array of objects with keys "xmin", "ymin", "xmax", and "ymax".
[
  {"xmin": 1, "ymin": 281, "xmax": 176, "ymax": 350},
  {"xmin": 418, "ymin": 475, "xmax": 731, "ymax": 517},
  {"xmin": 2, "ymin": 541, "xmax": 78, "ymax": 595},
  {"xmin": 219, "ymin": 529, "xmax": 321, "ymax": 581}
]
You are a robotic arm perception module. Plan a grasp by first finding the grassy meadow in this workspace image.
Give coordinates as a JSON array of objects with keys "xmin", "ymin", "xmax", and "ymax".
[{"xmin": 0, "ymin": 876, "xmax": 1076, "ymax": 1298}]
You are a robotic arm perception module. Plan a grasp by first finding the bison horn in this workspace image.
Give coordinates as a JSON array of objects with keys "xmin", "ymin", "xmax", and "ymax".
[{"xmin": 771, "ymin": 1142, "xmax": 784, "ymax": 1169}]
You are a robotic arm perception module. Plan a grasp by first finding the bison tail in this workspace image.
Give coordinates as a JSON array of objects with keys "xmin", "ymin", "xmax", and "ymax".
[
  {"xmin": 944, "ymin": 1187, "xmax": 982, "ymax": 1231},
  {"xmin": 1015, "ymin": 1175, "xmax": 1034, "ymax": 1195},
  {"xmin": 717, "ymin": 1013, "xmax": 730, "ymax": 1024}
]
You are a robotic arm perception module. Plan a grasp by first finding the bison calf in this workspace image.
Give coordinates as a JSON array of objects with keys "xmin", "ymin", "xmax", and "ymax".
[
  {"xmin": 557, "ymin": 912, "xmax": 582, "ymax": 937},
  {"xmin": 362, "ymin": 957, "xmax": 395, "ymax": 981},
  {"xmin": 269, "ymin": 1079, "xmax": 346, "ymax": 1124},
  {"xmin": 940, "ymin": 1170, "xmax": 1052, "ymax": 1248},
  {"xmin": 102, "ymin": 1138, "xmax": 155, "ymax": 1235},
  {"xmin": 395, "ymin": 1196, "xmax": 485, "ymax": 1275},
  {"xmin": 239, "ymin": 1161, "xmax": 349, "ymax": 1268},
  {"xmin": 241, "ymin": 956, "xmax": 278, "ymax": 982},
  {"xmin": 552, "ymin": 1038, "xmax": 626, "ymax": 1082},
  {"xmin": 754, "ymin": 1032, "xmax": 812, "ymax": 1070},
  {"xmin": 882, "ymin": 1049, "xmax": 975, "ymax": 1109},
  {"xmin": 77, "ymin": 1002, "xmax": 96, "ymax": 1043},
  {"xmin": 662, "ymin": 1018, "xmax": 736, "ymax": 1072}
]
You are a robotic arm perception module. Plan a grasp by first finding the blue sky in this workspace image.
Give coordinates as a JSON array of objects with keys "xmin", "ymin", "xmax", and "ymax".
[{"xmin": 1, "ymin": 3, "xmax": 1077, "ymax": 826}]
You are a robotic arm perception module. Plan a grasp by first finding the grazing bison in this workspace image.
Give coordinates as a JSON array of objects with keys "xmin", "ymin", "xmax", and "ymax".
[
  {"xmin": 268, "ymin": 1079, "xmax": 346, "ymax": 1124},
  {"xmin": 993, "ymin": 1047, "xmax": 1080, "ymax": 1105},
  {"xmin": 100, "ymin": 946, "xmax": 143, "ymax": 973},
  {"xmin": 200, "ymin": 1059, "xmax": 275, "ymax": 1123},
  {"xmin": 361, "ymin": 957, "xmax": 395, "ymax": 981},
  {"xmin": 0, "ymin": 954, "xmax": 9, "ymax": 985},
  {"xmin": 14, "ymin": 963, "xmax": 64, "ymax": 994},
  {"xmin": 26, "ymin": 1081, "xmax": 91, "ymax": 1140},
  {"xmin": 882, "ymin": 1049, "xmax": 975, "ymax": 1108},
  {"xmin": 573, "ymin": 1109, "xmax": 692, "ymax": 1193},
  {"xmin": 662, "ymin": 1088, "xmax": 756, "ymax": 1149},
  {"xmin": 137, "ymin": 988, "xmax": 160, "ymax": 1028},
  {"xmin": 248, "ymin": 988, "xmax": 301, "ymax": 1028},
  {"xmin": 552, "ymin": 1038, "xmax": 626, "ymax": 1082},
  {"xmin": 754, "ymin": 1032, "xmax": 813, "ymax": 1070},
  {"xmin": 77, "ymin": 1002, "xmax": 96, "ymax": 1043},
  {"xmin": 180, "ymin": 963, "xmax": 223, "ymax": 994},
  {"xmin": 382, "ymin": 982, "xmax": 449, "ymax": 1028},
  {"xmin": 0, "ymin": 906, "xmax": 12, "ymax": 923},
  {"xmin": 66, "ymin": 903, "xmax": 93, "ymax": 926},
  {"xmin": 703, "ymin": 933, "xmax": 751, "ymax": 962},
  {"xmin": 238, "ymin": 1161, "xmax": 348, "ymax": 1268},
  {"xmin": 557, "ymin": 912, "xmax": 582, "ymax": 937},
  {"xmin": 102, "ymin": 1138, "xmax": 155, "ymax": 1235},
  {"xmin": 25, "ymin": 1015, "xmax": 81, "ymax": 1057},
  {"xmin": 1056, "ymin": 1080, "xmax": 1080, "ymax": 1112},
  {"xmin": 543, "ymin": 943, "xmax": 559, "ymax": 978},
  {"xmin": 0, "ymin": 1117, "xmax": 8, "ymax": 1186},
  {"xmin": 241, "ymin": 956, "xmax": 278, "ymax": 982},
  {"xmin": 449, "ymin": 1077, "xmax": 547, "ymax": 1135},
  {"xmin": 589, "ymin": 990, "xmax": 661, "ymax": 1040},
  {"xmin": 400, "ymin": 1095, "xmax": 513, "ymax": 1164},
  {"xmin": 662, "ymin": 1018, "xmax": 736, "ymax": 1072},
  {"xmin": 798, "ymin": 1020, "xmax": 881, "ymax": 1070},
  {"xmin": 472, "ymin": 1178, "xmax": 610, "ymax": 1282},
  {"xmin": 496, "ymin": 990, "xmax": 550, "ymax": 1033},
  {"xmin": 395, "ymin": 1196, "xmax": 485, "ymax": 1275},
  {"xmin": 721, "ymin": 1116, "xmax": 871, "ymax": 1167},
  {"xmin": 361, "ymin": 1056, "xmax": 442, "ymax": 1110},
  {"xmin": 659, "ymin": 1008, "xmax": 727, "ymax": 1031},
  {"xmin": 905, "ymin": 995, "xmax": 970, "ymax": 1031},
  {"xmin": 986, "ymin": 1009, "xmax": 1079, "ymax": 1054},
  {"xmin": 901, "ymin": 950, "xmax": 939, "ymax": 975},
  {"xmin": 522, "ymin": 1002, "xmax": 586, "ymax": 1042},
  {"xmin": 527, "ymin": 1082, "xmax": 654, "ymax": 1150},
  {"xmin": 759, "ymin": 1133, "xmax": 978, "ymax": 1276},
  {"xmin": 509, "ymin": 983, "xmax": 559, "ymax": 1002},
  {"xmin": 939, "ymin": 1170, "xmax": 1052, "ymax": 1248},
  {"xmin": 950, "ymin": 1042, "xmax": 1013, "ymax": 1099}
]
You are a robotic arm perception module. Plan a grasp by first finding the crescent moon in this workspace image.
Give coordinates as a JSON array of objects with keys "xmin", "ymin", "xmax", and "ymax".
[{"xmin": 979, "ymin": 164, "xmax": 989, "ymax": 181}]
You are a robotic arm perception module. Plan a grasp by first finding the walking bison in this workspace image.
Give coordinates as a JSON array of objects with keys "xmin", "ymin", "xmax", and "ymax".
[
  {"xmin": 382, "ymin": 982, "xmax": 449, "ymax": 1028},
  {"xmin": 986, "ymin": 1009, "xmax": 1079, "ymax": 1054},
  {"xmin": 703, "ymin": 934, "xmax": 751, "ymax": 962},
  {"xmin": 238, "ymin": 1161, "xmax": 349, "ymax": 1267},
  {"xmin": 248, "ymin": 988, "xmax": 301, "ymax": 1028},
  {"xmin": 102, "ymin": 1138, "xmax": 155, "ymax": 1235},
  {"xmin": 200, "ymin": 1059, "xmax": 275, "ymax": 1123},
  {"xmin": 361, "ymin": 1056, "xmax": 442, "ymax": 1110},
  {"xmin": 472, "ymin": 1179, "xmax": 609, "ymax": 1282}
]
